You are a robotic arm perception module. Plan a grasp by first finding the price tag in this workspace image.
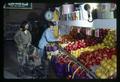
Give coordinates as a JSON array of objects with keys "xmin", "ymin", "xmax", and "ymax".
[
  {"xmin": 77, "ymin": 28, "xmax": 81, "ymax": 33},
  {"xmin": 70, "ymin": 27, "xmax": 73, "ymax": 31},
  {"xmin": 86, "ymin": 28, "xmax": 92, "ymax": 36},
  {"xmin": 95, "ymin": 29, "xmax": 99, "ymax": 37}
]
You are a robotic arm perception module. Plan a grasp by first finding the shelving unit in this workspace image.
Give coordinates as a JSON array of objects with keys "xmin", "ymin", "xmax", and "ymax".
[
  {"xmin": 59, "ymin": 20, "xmax": 93, "ymax": 28},
  {"xmin": 93, "ymin": 19, "xmax": 116, "ymax": 29},
  {"xmin": 58, "ymin": 19, "xmax": 116, "ymax": 29}
]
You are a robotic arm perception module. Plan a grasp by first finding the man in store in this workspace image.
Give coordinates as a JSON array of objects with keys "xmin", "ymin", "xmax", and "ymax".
[{"xmin": 38, "ymin": 21, "xmax": 60, "ymax": 61}]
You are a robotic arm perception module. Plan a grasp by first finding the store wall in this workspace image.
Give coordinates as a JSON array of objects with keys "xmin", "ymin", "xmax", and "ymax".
[{"xmin": 4, "ymin": 3, "xmax": 48, "ymax": 24}]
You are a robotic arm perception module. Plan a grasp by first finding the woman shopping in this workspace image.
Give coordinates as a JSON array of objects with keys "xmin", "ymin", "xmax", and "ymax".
[{"xmin": 14, "ymin": 21, "xmax": 41, "ymax": 76}]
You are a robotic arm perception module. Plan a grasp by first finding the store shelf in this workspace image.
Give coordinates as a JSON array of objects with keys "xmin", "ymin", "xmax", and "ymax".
[
  {"xmin": 59, "ymin": 20, "xmax": 93, "ymax": 28},
  {"xmin": 93, "ymin": 19, "xmax": 116, "ymax": 29},
  {"xmin": 58, "ymin": 19, "xmax": 116, "ymax": 29},
  {"xmin": 57, "ymin": 45, "xmax": 98, "ymax": 79}
]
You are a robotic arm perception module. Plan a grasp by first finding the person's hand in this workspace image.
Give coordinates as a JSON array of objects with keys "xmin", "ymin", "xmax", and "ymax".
[{"xmin": 18, "ymin": 44, "xmax": 24, "ymax": 51}]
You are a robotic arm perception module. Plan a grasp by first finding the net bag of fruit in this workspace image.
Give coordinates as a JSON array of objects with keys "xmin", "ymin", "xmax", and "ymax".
[{"xmin": 54, "ymin": 55, "xmax": 69, "ymax": 78}]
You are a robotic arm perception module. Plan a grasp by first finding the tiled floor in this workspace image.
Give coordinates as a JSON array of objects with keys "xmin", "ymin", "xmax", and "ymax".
[{"xmin": 4, "ymin": 40, "xmax": 57, "ymax": 79}]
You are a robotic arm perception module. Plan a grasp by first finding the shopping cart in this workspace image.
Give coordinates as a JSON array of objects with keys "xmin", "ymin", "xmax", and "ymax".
[{"xmin": 16, "ymin": 45, "xmax": 47, "ymax": 79}]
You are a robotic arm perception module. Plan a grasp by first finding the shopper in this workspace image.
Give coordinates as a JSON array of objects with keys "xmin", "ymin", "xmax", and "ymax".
[
  {"xmin": 38, "ymin": 22, "xmax": 60, "ymax": 62},
  {"xmin": 37, "ymin": 21, "xmax": 60, "ymax": 78},
  {"xmin": 14, "ymin": 20, "xmax": 41, "ymax": 67}
]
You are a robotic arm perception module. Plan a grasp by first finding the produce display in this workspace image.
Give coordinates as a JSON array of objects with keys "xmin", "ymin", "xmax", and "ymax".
[
  {"xmin": 59, "ymin": 29, "xmax": 116, "ymax": 58},
  {"xmin": 48, "ymin": 27, "xmax": 116, "ymax": 79},
  {"xmin": 75, "ymin": 30, "xmax": 117, "ymax": 79}
]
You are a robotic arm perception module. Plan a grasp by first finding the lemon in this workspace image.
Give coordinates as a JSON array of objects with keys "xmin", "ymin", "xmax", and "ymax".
[
  {"xmin": 111, "ymin": 62, "xmax": 117, "ymax": 68},
  {"xmin": 106, "ymin": 64, "xmax": 112, "ymax": 70},
  {"xmin": 100, "ymin": 74, "xmax": 108, "ymax": 79},
  {"xmin": 102, "ymin": 62, "xmax": 108, "ymax": 68},
  {"xmin": 96, "ymin": 70, "xmax": 102, "ymax": 77},
  {"xmin": 108, "ymin": 70, "xmax": 114, "ymax": 77},
  {"xmin": 107, "ymin": 59, "xmax": 112, "ymax": 64},
  {"xmin": 110, "ymin": 67, "xmax": 115, "ymax": 71}
]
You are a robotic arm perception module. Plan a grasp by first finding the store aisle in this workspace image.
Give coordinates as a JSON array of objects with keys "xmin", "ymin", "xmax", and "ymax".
[{"xmin": 4, "ymin": 40, "xmax": 19, "ymax": 78}]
